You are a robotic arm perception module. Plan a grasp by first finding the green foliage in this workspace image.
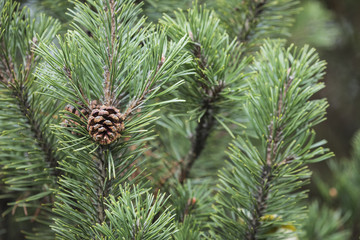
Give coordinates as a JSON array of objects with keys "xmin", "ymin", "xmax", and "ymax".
[
  {"xmin": 314, "ymin": 130, "xmax": 360, "ymax": 239},
  {"xmin": 300, "ymin": 201, "xmax": 350, "ymax": 240},
  {"xmin": 35, "ymin": 0, "xmax": 191, "ymax": 238},
  {"xmin": 0, "ymin": 0, "xmax": 60, "ymax": 238},
  {"xmin": 92, "ymin": 185, "xmax": 176, "ymax": 240},
  {"xmin": 213, "ymin": 41, "xmax": 333, "ymax": 239},
  {"xmin": 0, "ymin": 0, "xmax": 338, "ymax": 239},
  {"xmin": 214, "ymin": 0, "xmax": 300, "ymax": 48},
  {"xmin": 160, "ymin": 4, "xmax": 249, "ymax": 126},
  {"xmin": 169, "ymin": 181, "xmax": 214, "ymax": 239},
  {"xmin": 140, "ymin": 7, "xmax": 253, "ymax": 237},
  {"xmin": 146, "ymin": 3, "xmax": 250, "ymax": 188}
]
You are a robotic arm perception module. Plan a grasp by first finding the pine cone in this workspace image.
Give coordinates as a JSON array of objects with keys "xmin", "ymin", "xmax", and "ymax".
[{"xmin": 87, "ymin": 105, "xmax": 124, "ymax": 145}]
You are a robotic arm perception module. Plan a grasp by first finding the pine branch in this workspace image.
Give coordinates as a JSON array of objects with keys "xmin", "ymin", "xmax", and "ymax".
[
  {"xmin": 179, "ymin": 39, "xmax": 225, "ymax": 183},
  {"xmin": 104, "ymin": 0, "xmax": 116, "ymax": 105},
  {"xmin": 215, "ymin": 0, "xmax": 300, "ymax": 50},
  {"xmin": 0, "ymin": 2, "xmax": 61, "ymax": 237},
  {"xmin": 238, "ymin": 0, "xmax": 267, "ymax": 43},
  {"xmin": 16, "ymin": 84, "xmax": 59, "ymax": 176},
  {"xmin": 161, "ymin": 1, "xmax": 301, "ymax": 186},
  {"xmin": 160, "ymin": 5, "xmax": 247, "ymax": 185},
  {"xmin": 214, "ymin": 41, "xmax": 333, "ymax": 239},
  {"xmin": 90, "ymin": 0, "xmax": 117, "ymax": 225},
  {"xmin": 1, "ymin": 38, "xmax": 60, "ymax": 177},
  {"xmin": 35, "ymin": 0, "xmax": 191, "ymax": 237},
  {"xmin": 0, "ymin": 4, "xmax": 61, "ymax": 177},
  {"xmin": 246, "ymin": 73, "xmax": 293, "ymax": 239}
]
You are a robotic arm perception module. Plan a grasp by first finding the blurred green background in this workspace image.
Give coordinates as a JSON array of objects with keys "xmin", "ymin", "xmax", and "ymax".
[
  {"xmin": 2, "ymin": 0, "xmax": 360, "ymax": 239},
  {"xmin": 289, "ymin": 0, "xmax": 360, "ymax": 159}
]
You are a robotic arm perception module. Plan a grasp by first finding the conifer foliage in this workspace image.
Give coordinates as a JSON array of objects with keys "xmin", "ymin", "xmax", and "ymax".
[
  {"xmin": 213, "ymin": 41, "xmax": 333, "ymax": 239},
  {"xmin": 158, "ymin": 4, "xmax": 249, "ymax": 183},
  {"xmin": 35, "ymin": 0, "xmax": 190, "ymax": 238},
  {"xmin": 0, "ymin": 0, "xmax": 60, "ymax": 238},
  {"xmin": 0, "ymin": 0, "xmax": 337, "ymax": 239}
]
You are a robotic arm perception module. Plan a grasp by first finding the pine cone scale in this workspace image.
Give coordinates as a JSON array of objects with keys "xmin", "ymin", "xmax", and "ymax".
[{"xmin": 104, "ymin": 120, "xmax": 113, "ymax": 125}]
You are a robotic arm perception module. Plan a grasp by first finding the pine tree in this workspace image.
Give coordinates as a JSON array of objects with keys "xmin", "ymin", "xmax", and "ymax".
[{"xmin": 0, "ymin": 0, "xmax": 336, "ymax": 239}]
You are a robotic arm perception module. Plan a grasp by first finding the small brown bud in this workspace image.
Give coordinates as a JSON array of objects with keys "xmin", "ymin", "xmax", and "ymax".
[
  {"xmin": 189, "ymin": 31, "xmax": 194, "ymax": 41},
  {"xmin": 329, "ymin": 187, "xmax": 338, "ymax": 198},
  {"xmin": 187, "ymin": 197, "xmax": 196, "ymax": 206}
]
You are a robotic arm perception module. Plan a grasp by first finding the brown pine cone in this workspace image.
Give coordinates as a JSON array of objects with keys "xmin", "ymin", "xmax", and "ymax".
[{"xmin": 87, "ymin": 105, "xmax": 124, "ymax": 145}]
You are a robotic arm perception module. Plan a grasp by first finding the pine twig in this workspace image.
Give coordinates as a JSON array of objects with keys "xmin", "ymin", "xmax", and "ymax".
[
  {"xmin": 103, "ymin": 0, "xmax": 117, "ymax": 106},
  {"xmin": 92, "ymin": 0, "xmax": 118, "ymax": 226},
  {"xmin": 1, "ymin": 40, "xmax": 60, "ymax": 176},
  {"xmin": 178, "ymin": 37, "xmax": 225, "ymax": 184},
  {"xmin": 246, "ymin": 71, "xmax": 293, "ymax": 240},
  {"xmin": 16, "ymin": 85, "xmax": 60, "ymax": 176},
  {"xmin": 238, "ymin": 0, "xmax": 268, "ymax": 43}
]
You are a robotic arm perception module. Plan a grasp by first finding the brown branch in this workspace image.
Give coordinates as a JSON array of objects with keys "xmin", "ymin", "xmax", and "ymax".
[
  {"xmin": 110, "ymin": 0, "xmax": 116, "ymax": 48},
  {"xmin": 104, "ymin": 0, "xmax": 117, "ymax": 105},
  {"xmin": 246, "ymin": 71, "xmax": 293, "ymax": 240},
  {"xmin": 178, "ymin": 37, "xmax": 225, "ymax": 184},
  {"xmin": 178, "ymin": 106, "xmax": 216, "ymax": 184}
]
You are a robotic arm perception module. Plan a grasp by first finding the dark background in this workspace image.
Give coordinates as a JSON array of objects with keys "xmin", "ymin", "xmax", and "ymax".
[{"xmin": 292, "ymin": 0, "xmax": 360, "ymax": 159}]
